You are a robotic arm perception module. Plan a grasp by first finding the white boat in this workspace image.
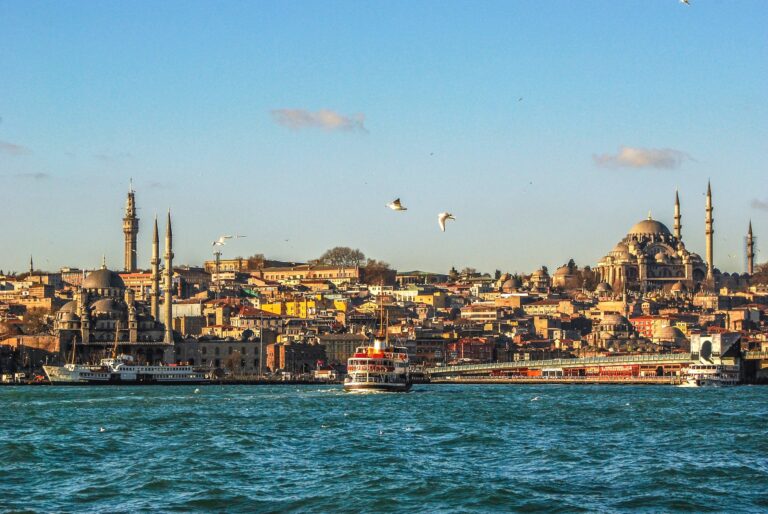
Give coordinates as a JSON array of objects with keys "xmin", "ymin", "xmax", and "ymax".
[
  {"xmin": 344, "ymin": 326, "xmax": 411, "ymax": 392},
  {"xmin": 680, "ymin": 364, "xmax": 740, "ymax": 387},
  {"xmin": 43, "ymin": 354, "xmax": 210, "ymax": 385}
]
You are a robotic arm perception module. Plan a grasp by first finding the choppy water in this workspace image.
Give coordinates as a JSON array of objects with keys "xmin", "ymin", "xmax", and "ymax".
[{"xmin": 1, "ymin": 385, "xmax": 767, "ymax": 513}]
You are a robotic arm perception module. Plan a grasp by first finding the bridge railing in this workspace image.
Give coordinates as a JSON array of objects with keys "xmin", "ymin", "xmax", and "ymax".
[{"xmin": 426, "ymin": 353, "xmax": 695, "ymax": 375}]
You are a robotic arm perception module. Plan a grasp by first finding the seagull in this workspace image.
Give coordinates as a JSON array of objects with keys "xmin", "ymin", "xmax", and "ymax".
[
  {"xmin": 99, "ymin": 427, "xmax": 106, "ymax": 433},
  {"xmin": 387, "ymin": 198, "xmax": 407, "ymax": 211},
  {"xmin": 194, "ymin": 388, "xmax": 200, "ymax": 394},
  {"xmin": 438, "ymin": 212, "xmax": 455, "ymax": 232},
  {"xmin": 212, "ymin": 235, "xmax": 232, "ymax": 246},
  {"xmin": 680, "ymin": 0, "xmax": 690, "ymax": 4},
  {"xmin": 235, "ymin": 234, "xmax": 247, "ymax": 239},
  {"xmin": 531, "ymin": 396, "xmax": 540, "ymax": 402}
]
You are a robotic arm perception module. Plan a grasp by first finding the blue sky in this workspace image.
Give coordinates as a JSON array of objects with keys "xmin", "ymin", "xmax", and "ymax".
[{"xmin": 1, "ymin": 0, "xmax": 766, "ymax": 275}]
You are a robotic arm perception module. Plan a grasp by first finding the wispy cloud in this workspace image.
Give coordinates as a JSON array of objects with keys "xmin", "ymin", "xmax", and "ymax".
[
  {"xmin": 148, "ymin": 181, "xmax": 171, "ymax": 190},
  {"xmin": 94, "ymin": 151, "xmax": 132, "ymax": 162},
  {"xmin": 593, "ymin": 146, "xmax": 689, "ymax": 169},
  {"xmin": 15, "ymin": 172, "xmax": 50, "ymax": 180},
  {"xmin": 0, "ymin": 140, "xmax": 31, "ymax": 156},
  {"xmin": 271, "ymin": 108, "xmax": 367, "ymax": 133},
  {"xmin": 751, "ymin": 199, "xmax": 768, "ymax": 211}
]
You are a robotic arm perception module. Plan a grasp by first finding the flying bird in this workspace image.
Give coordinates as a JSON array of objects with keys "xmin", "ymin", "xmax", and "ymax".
[
  {"xmin": 235, "ymin": 234, "xmax": 247, "ymax": 239},
  {"xmin": 438, "ymin": 212, "xmax": 455, "ymax": 232},
  {"xmin": 212, "ymin": 235, "xmax": 233, "ymax": 246},
  {"xmin": 387, "ymin": 198, "xmax": 407, "ymax": 211},
  {"xmin": 680, "ymin": 0, "xmax": 690, "ymax": 4}
]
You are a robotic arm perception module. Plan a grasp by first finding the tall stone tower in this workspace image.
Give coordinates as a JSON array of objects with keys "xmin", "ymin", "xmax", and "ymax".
[
  {"xmin": 163, "ymin": 211, "xmax": 174, "ymax": 344},
  {"xmin": 705, "ymin": 181, "xmax": 714, "ymax": 281},
  {"xmin": 747, "ymin": 220, "xmax": 755, "ymax": 276},
  {"xmin": 674, "ymin": 190, "xmax": 682, "ymax": 240},
  {"xmin": 123, "ymin": 181, "xmax": 139, "ymax": 272},
  {"xmin": 150, "ymin": 216, "xmax": 160, "ymax": 321}
]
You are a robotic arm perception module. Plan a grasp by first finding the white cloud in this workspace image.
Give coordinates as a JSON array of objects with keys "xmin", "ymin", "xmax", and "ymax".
[
  {"xmin": 593, "ymin": 146, "xmax": 689, "ymax": 169},
  {"xmin": 751, "ymin": 199, "xmax": 768, "ymax": 211},
  {"xmin": 0, "ymin": 140, "xmax": 30, "ymax": 156},
  {"xmin": 271, "ymin": 109, "xmax": 367, "ymax": 132}
]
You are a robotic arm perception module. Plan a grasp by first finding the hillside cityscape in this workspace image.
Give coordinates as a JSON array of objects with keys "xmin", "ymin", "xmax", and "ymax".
[{"xmin": 2, "ymin": 183, "xmax": 768, "ymax": 383}]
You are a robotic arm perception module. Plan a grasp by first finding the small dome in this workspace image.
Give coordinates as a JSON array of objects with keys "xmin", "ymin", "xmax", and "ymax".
[
  {"xmin": 501, "ymin": 278, "xmax": 520, "ymax": 293},
  {"xmin": 627, "ymin": 218, "xmax": 671, "ymax": 237},
  {"xmin": 59, "ymin": 301, "xmax": 78, "ymax": 313},
  {"xmin": 654, "ymin": 325, "xmax": 684, "ymax": 340},
  {"xmin": 58, "ymin": 311, "xmax": 80, "ymax": 322},
  {"xmin": 600, "ymin": 313, "xmax": 629, "ymax": 327},
  {"xmin": 595, "ymin": 282, "xmax": 612, "ymax": 293},
  {"xmin": 82, "ymin": 268, "xmax": 125, "ymax": 291},
  {"xmin": 610, "ymin": 243, "xmax": 631, "ymax": 259},
  {"xmin": 670, "ymin": 281, "xmax": 688, "ymax": 292},
  {"xmin": 531, "ymin": 268, "xmax": 549, "ymax": 278},
  {"xmin": 90, "ymin": 298, "xmax": 124, "ymax": 315},
  {"xmin": 554, "ymin": 266, "xmax": 572, "ymax": 277}
]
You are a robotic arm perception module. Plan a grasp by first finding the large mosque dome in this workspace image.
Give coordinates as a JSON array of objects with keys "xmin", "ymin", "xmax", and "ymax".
[
  {"xmin": 82, "ymin": 268, "xmax": 125, "ymax": 291},
  {"xmin": 627, "ymin": 218, "xmax": 671, "ymax": 237}
]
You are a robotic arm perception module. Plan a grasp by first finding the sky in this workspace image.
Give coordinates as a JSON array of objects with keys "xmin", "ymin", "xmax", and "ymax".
[{"xmin": 1, "ymin": 0, "xmax": 766, "ymax": 276}]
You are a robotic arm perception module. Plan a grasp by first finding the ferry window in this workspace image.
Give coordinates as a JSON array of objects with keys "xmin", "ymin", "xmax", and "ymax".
[
  {"xmin": 242, "ymin": 346, "xmax": 246, "ymax": 355},
  {"xmin": 215, "ymin": 347, "xmax": 220, "ymax": 356},
  {"xmin": 228, "ymin": 347, "xmax": 233, "ymax": 355},
  {"xmin": 215, "ymin": 359, "xmax": 220, "ymax": 367},
  {"xmin": 202, "ymin": 347, "xmax": 207, "ymax": 355}
]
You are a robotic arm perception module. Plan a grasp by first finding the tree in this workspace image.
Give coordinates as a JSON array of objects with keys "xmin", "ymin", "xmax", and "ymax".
[
  {"xmin": 247, "ymin": 254, "xmax": 265, "ymax": 270},
  {"xmin": 224, "ymin": 351, "xmax": 243, "ymax": 375},
  {"xmin": 318, "ymin": 247, "xmax": 366, "ymax": 267},
  {"xmin": 22, "ymin": 308, "xmax": 51, "ymax": 335},
  {"xmin": 448, "ymin": 267, "xmax": 459, "ymax": 282},
  {"xmin": 363, "ymin": 259, "xmax": 393, "ymax": 285},
  {"xmin": 751, "ymin": 262, "xmax": 768, "ymax": 285},
  {"xmin": 494, "ymin": 269, "xmax": 502, "ymax": 280},
  {"xmin": 578, "ymin": 265, "xmax": 600, "ymax": 291}
]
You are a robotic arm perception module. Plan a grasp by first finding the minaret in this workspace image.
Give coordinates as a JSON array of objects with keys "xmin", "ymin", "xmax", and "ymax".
[
  {"xmin": 150, "ymin": 216, "xmax": 160, "ymax": 321},
  {"xmin": 123, "ymin": 180, "xmax": 139, "ymax": 272},
  {"xmin": 163, "ymin": 211, "xmax": 174, "ymax": 344},
  {"xmin": 705, "ymin": 181, "xmax": 714, "ymax": 281},
  {"xmin": 29, "ymin": 255, "xmax": 33, "ymax": 275},
  {"xmin": 674, "ymin": 190, "xmax": 682, "ymax": 240},
  {"xmin": 747, "ymin": 220, "xmax": 755, "ymax": 275}
]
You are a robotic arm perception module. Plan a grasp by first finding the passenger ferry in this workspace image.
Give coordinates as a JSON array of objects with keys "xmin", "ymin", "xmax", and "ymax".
[
  {"xmin": 344, "ymin": 331, "xmax": 411, "ymax": 392},
  {"xmin": 43, "ymin": 354, "xmax": 210, "ymax": 385},
  {"xmin": 680, "ymin": 364, "xmax": 740, "ymax": 387}
]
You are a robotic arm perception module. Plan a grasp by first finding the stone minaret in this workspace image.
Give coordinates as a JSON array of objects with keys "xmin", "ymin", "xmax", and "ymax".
[
  {"xmin": 163, "ymin": 211, "xmax": 174, "ymax": 344},
  {"xmin": 122, "ymin": 181, "xmax": 139, "ymax": 272},
  {"xmin": 747, "ymin": 220, "xmax": 755, "ymax": 275},
  {"xmin": 674, "ymin": 190, "xmax": 682, "ymax": 240},
  {"xmin": 150, "ymin": 216, "xmax": 160, "ymax": 321},
  {"xmin": 705, "ymin": 181, "xmax": 714, "ymax": 281},
  {"xmin": 29, "ymin": 255, "xmax": 34, "ymax": 275}
]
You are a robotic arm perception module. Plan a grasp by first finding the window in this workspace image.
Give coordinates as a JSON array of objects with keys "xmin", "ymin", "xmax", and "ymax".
[
  {"xmin": 202, "ymin": 347, "xmax": 207, "ymax": 355},
  {"xmin": 228, "ymin": 347, "xmax": 233, "ymax": 355},
  {"xmin": 215, "ymin": 347, "xmax": 220, "ymax": 356}
]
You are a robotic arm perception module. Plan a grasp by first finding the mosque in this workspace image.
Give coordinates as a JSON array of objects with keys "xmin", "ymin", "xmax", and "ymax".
[
  {"xmin": 595, "ymin": 183, "xmax": 754, "ymax": 293},
  {"xmin": 54, "ymin": 186, "xmax": 176, "ymax": 364}
]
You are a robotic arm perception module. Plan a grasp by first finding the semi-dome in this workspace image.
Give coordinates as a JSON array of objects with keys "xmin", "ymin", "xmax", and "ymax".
[
  {"xmin": 90, "ymin": 298, "xmax": 124, "ymax": 315},
  {"xmin": 600, "ymin": 313, "xmax": 629, "ymax": 328},
  {"xmin": 82, "ymin": 268, "xmax": 125, "ymax": 290},
  {"xmin": 654, "ymin": 325, "xmax": 684, "ymax": 340},
  {"xmin": 595, "ymin": 282, "xmax": 612, "ymax": 293},
  {"xmin": 627, "ymin": 218, "xmax": 671, "ymax": 237},
  {"xmin": 59, "ymin": 300, "xmax": 78, "ymax": 313}
]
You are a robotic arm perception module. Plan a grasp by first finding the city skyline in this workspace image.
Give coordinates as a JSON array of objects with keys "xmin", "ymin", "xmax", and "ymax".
[{"xmin": 1, "ymin": 1, "xmax": 766, "ymax": 273}]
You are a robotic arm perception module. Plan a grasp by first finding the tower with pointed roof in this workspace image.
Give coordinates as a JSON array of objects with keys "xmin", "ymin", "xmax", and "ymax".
[
  {"xmin": 705, "ymin": 181, "xmax": 714, "ymax": 282},
  {"xmin": 747, "ymin": 220, "xmax": 755, "ymax": 276},
  {"xmin": 123, "ymin": 180, "xmax": 139, "ymax": 272},
  {"xmin": 674, "ymin": 190, "xmax": 682, "ymax": 240},
  {"xmin": 150, "ymin": 216, "xmax": 160, "ymax": 321},
  {"xmin": 163, "ymin": 211, "xmax": 174, "ymax": 344}
]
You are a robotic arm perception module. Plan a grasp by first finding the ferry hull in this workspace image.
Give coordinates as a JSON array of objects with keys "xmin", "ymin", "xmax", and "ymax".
[
  {"xmin": 343, "ymin": 381, "xmax": 412, "ymax": 393},
  {"xmin": 43, "ymin": 365, "xmax": 209, "ymax": 385}
]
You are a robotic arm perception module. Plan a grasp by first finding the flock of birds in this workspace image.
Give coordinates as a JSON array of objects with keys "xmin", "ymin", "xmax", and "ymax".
[{"xmin": 386, "ymin": 198, "xmax": 456, "ymax": 233}]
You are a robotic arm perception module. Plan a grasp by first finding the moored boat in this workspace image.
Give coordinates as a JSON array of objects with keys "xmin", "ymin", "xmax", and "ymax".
[{"xmin": 680, "ymin": 363, "xmax": 740, "ymax": 387}]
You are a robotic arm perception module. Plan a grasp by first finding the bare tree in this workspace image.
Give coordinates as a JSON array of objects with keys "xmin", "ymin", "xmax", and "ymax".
[
  {"xmin": 363, "ymin": 259, "xmax": 393, "ymax": 285},
  {"xmin": 319, "ymin": 247, "xmax": 366, "ymax": 267}
]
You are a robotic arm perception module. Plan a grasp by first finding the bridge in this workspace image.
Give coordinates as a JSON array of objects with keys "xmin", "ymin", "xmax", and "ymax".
[{"xmin": 426, "ymin": 352, "xmax": 696, "ymax": 377}]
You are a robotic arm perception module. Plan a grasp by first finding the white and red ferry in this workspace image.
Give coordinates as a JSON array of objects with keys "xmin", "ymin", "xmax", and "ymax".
[{"xmin": 344, "ymin": 333, "xmax": 411, "ymax": 392}]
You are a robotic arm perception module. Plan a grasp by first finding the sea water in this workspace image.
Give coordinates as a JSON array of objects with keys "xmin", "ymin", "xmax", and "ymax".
[{"xmin": 1, "ymin": 385, "xmax": 767, "ymax": 513}]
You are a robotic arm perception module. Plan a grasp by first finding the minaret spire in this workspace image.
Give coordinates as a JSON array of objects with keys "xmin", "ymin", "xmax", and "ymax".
[
  {"xmin": 150, "ymin": 215, "xmax": 160, "ymax": 321},
  {"xmin": 705, "ymin": 180, "xmax": 714, "ymax": 282},
  {"xmin": 674, "ymin": 189, "xmax": 682, "ymax": 240},
  {"xmin": 29, "ymin": 255, "xmax": 33, "ymax": 275},
  {"xmin": 747, "ymin": 220, "xmax": 755, "ymax": 276},
  {"xmin": 163, "ymin": 210, "xmax": 174, "ymax": 344},
  {"xmin": 122, "ymin": 181, "xmax": 139, "ymax": 272}
]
